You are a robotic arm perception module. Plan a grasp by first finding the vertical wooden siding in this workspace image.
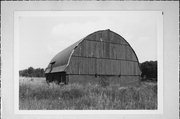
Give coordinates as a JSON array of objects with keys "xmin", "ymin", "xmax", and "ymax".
[{"xmin": 67, "ymin": 30, "xmax": 141, "ymax": 76}]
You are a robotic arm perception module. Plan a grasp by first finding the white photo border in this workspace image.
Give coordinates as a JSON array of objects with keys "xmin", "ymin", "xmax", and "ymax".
[{"xmin": 1, "ymin": 1, "xmax": 179, "ymax": 119}]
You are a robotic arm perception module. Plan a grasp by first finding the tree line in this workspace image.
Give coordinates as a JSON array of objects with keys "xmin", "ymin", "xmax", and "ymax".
[
  {"xmin": 140, "ymin": 61, "xmax": 157, "ymax": 81},
  {"xmin": 20, "ymin": 61, "xmax": 157, "ymax": 81},
  {"xmin": 19, "ymin": 67, "xmax": 45, "ymax": 77}
]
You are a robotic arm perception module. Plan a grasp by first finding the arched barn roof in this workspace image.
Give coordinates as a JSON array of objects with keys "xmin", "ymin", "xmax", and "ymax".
[
  {"xmin": 45, "ymin": 39, "xmax": 83, "ymax": 73},
  {"xmin": 45, "ymin": 29, "xmax": 140, "ymax": 74}
]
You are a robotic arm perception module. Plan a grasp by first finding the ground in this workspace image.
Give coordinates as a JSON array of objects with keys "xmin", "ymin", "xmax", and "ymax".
[{"xmin": 19, "ymin": 77, "xmax": 157, "ymax": 110}]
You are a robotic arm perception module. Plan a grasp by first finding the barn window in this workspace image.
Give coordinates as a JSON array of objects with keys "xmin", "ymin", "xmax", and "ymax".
[
  {"xmin": 48, "ymin": 61, "xmax": 56, "ymax": 73},
  {"xmin": 74, "ymin": 46, "xmax": 78, "ymax": 49},
  {"xmin": 50, "ymin": 61, "xmax": 55, "ymax": 65},
  {"xmin": 59, "ymin": 72, "xmax": 66, "ymax": 85}
]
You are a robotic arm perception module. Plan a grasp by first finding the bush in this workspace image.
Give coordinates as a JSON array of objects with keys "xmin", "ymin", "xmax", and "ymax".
[{"xmin": 140, "ymin": 61, "xmax": 157, "ymax": 81}]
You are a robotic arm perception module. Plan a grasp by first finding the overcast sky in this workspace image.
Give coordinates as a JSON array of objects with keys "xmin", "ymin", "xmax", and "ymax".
[{"xmin": 18, "ymin": 11, "xmax": 161, "ymax": 70}]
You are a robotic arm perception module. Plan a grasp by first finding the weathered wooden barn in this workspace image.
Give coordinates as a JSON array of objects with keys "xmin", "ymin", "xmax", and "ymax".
[{"xmin": 45, "ymin": 29, "xmax": 141, "ymax": 86}]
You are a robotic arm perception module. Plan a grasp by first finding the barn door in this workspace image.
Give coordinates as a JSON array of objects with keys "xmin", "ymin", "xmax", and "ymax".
[{"xmin": 59, "ymin": 72, "xmax": 67, "ymax": 84}]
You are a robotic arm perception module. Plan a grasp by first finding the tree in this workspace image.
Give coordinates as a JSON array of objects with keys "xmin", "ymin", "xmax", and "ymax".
[
  {"xmin": 27, "ymin": 67, "xmax": 34, "ymax": 77},
  {"xmin": 140, "ymin": 61, "xmax": 157, "ymax": 81},
  {"xmin": 19, "ymin": 67, "xmax": 45, "ymax": 77}
]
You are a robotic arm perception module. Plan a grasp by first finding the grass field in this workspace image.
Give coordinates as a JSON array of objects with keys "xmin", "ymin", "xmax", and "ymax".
[{"xmin": 19, "ymin": 77, "xmax": 157, "ymax": 110}]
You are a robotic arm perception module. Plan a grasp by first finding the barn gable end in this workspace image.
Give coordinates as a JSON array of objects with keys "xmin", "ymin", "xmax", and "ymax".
[{"xmin": 45, "ymin": 29, "xmax": 141, "ymax": 86}]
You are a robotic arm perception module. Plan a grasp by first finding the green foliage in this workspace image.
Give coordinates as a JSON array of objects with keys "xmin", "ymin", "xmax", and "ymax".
[
  {"xmin": 140, "ymin": 61, "xmax": 157, "ymax": 81},
  {"xmin": 19, "ymin": 78, "xmax": 157, "ymax": 110},
  {"xmin": 19, "ymin": 67, "xmax": 45, "ymax": 77}
]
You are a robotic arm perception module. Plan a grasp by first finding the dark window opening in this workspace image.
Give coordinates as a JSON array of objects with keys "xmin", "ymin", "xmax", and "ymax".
[
  {"xmin": 50, "ymin": 61, "xmax": 55, "ymax": 65},
  {"xmin": 45, "ymin": 72, "xmax": 68, "ymax": 85}
]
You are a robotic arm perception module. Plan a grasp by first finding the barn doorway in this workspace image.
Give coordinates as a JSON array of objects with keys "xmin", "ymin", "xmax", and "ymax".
[
  {"xmin": 45, "ymin": 72, "xmax": 68, "ymax": 85},
  {"xmin": 59, "ymin": 72, "xmax": 67, "ymax": 85}
]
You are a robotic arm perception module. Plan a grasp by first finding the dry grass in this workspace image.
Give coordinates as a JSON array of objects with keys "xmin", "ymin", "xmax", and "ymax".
[{"xmin": 19, "ymin": 77, "xmax": 157, "ymax": 110}]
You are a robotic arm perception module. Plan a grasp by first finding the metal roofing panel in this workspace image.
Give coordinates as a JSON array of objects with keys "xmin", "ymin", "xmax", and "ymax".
[
  {"xmin": 45, "ymin": 65, "xmax": 67, "ymax": 73},
  {"xmin": 45, "ymin": 29, "xmax": 141, "ymax": 74},
  {"xmin": 45, "ymin": 39, "xmax": 83, "ymax": 73}
]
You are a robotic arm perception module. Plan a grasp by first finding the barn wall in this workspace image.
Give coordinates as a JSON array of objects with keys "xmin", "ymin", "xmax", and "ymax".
[
  {"xmin": 66, "ymin": 30, "xmax": 141, "ymax": 76},
  {"xmin": 67, "ymin": 75, "xmax": 140, "ymax": 87},
  {"xmin": 67, "ymin": 56, "xmax": 140, "ymax": 75}
]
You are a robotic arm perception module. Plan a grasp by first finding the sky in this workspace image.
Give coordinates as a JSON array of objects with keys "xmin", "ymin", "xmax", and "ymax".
[{"xmin": 19, "ymin": 11, "xmax": 161, "ymax": 70}]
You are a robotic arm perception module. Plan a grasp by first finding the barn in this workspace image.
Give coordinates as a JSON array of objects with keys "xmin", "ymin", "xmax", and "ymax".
[{"xmin": 45, "ymin": 29, "xmax": 141, "ymax": 86}]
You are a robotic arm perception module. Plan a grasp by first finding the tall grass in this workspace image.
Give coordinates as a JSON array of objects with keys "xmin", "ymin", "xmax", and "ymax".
[{"xmin": 19, "ymin": 78, "xmax": 157, "ymax": 110}]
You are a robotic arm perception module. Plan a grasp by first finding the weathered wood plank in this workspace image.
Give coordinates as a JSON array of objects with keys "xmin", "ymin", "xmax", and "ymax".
[{"xmin": 66, "ymin": 30, "xmax": 141, "ymax": 77}]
